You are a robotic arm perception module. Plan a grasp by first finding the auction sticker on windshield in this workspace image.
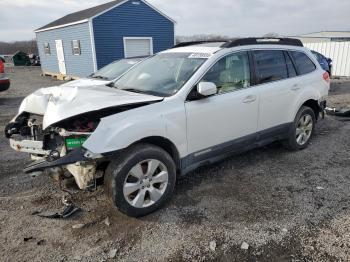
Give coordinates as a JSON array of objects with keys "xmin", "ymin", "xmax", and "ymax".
[{"xmin": 188, "ymin": 53, "xmax": 212, "ymax": 59}]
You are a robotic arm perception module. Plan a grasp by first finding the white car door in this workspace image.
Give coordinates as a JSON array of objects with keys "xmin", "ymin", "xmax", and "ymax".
[
  {"xmin": 185, "ymin": 51, "xmax": 259, "ymax": 161},
  {"xmin": 253, "ymin": 50, "xmax": 300, "ymax": 133}
]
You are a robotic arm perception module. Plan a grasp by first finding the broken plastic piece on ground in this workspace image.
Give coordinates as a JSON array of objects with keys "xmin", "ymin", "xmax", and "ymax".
[
  {"xmin": 37, "ymin": 239, "xmax": 46, "ymax": 246},
  {"xmin": 30, "ymin": 210, "xmax": 41, "ymax": 215},
  {"xmin": 36, "ymin": 204, "xmax": 81, "ymax": 219},
  {"xmin": 325, "ymin": 107, "xmax": 350, "ymax": 117},
  {"xmin": 24, "ymin": 236, "xmax": 34, "ymax": 242}
]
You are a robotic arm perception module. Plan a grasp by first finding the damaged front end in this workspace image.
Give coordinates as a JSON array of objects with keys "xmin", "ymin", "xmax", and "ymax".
[
  {"xmin": 5, "ymin": 112, "xmax": 102, "ymax": 190},
  {"xmin": 5, "ymin": 85, "xmax": 164, "ymax": 190}
]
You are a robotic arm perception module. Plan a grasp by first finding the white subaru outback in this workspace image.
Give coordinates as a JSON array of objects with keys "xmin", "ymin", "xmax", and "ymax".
[{"xmin": 5, "ymin": 38, "xmax": 329, "ymax": 217}]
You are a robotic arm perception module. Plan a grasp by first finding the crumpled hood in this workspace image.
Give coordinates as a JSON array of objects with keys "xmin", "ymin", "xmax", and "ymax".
[
  {"xmin": 60, "ymin": 78, "xmax": 110, "ymax": 87},
  {"xmin": 19, "ymin": 85, "xmax": 163, "ymax": 129}
]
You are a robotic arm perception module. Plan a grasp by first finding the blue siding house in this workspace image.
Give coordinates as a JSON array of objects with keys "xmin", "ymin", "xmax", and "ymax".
[{"xmin": 35, "ymin": 0, "xmax": 175, "ymax": 78}]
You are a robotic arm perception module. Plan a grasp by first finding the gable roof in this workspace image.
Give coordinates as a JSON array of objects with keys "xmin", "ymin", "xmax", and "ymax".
[
  {"xmin": 35, "ymin": 0, "xmax": 175, "ymax": 33},
  {"xmin": 35, "ymin": 0, "xmax": 125, "ymax": 32}
]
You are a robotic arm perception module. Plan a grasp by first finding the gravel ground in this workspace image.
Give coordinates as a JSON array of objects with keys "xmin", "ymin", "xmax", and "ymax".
[{"xmin": 1, "ymin": 67, "xmax": 350, "ymax": 262}]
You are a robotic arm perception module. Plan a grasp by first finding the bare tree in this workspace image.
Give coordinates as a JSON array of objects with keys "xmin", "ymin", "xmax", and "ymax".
[{"xmin": 0, "ymin": 40, "xmax": 38, "ymax": 55}]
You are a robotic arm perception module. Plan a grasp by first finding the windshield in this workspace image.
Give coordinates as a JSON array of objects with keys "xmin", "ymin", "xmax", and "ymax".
[
  {"xmin": 114, "ymin": 53, "xmax": 207, "ymax": 97},
  {"xmin": 91, "ymin": 58, "xmax": 143, "ymax": 80}
]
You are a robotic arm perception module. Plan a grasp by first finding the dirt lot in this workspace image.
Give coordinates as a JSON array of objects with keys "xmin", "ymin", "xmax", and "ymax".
[{"xmin": 1, "ymin": 67, "xmax": 350, "ymax": 262}]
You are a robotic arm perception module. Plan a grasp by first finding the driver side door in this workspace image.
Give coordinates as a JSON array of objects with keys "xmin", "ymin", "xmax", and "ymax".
[{"xmin": 184, "ymin": 51, "xmax": 260, "ymax": 163}]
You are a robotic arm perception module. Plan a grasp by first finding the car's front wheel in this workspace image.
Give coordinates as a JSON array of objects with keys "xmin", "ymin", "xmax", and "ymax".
[
  {"xmin": 104, "ymin": 144, "xmax": 176, "ymax": 217},
  {"xmin": 284, "ymin": 106, "xmax": 316, "ymax": 150}
]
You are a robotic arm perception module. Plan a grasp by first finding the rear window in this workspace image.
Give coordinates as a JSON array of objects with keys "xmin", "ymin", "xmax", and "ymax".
[
  {"xmin": 290, "ymin": 51, "xmax": 316, "ymax": 75},
  {"xmin": 253, "ymin": 50, "xmax": 288, "ymax": 84}
]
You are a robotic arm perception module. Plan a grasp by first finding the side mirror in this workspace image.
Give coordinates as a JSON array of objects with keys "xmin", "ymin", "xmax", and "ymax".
[{"xmin": 197, "ymin": 82, "xmax": 217, "ymax": 97}]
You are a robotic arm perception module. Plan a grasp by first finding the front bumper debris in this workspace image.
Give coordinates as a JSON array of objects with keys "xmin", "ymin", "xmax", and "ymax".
[
  {"xmin": 10, "ymin": 138, "xmax": 49, "ymax": 155},
  {"xmin": 24, "ymin": 147, "xmax": 87, "ymax": 174},
  {"xmin": 325, "ymin": 107, "xmax": 350, "ymax": 117}
]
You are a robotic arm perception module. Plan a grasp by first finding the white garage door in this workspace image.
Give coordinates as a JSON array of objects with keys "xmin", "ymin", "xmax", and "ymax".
[{"xmin": 124, "ymin": 37, "xmax": 153, "ymax": 58}]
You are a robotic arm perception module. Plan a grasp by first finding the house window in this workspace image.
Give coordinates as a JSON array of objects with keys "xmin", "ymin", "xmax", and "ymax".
[
  {"xmin": 72, "ymin": 40, "xmax": 81, "ymax": 55},
  {"xmin": 44, "ymin": 43, "xmax": 51, "ymax": 55}
]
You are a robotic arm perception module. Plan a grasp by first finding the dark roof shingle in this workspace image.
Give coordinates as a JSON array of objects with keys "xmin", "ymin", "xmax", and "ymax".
[{"xmin": 36, "ymin": 0, "xmax": 125, "ymax": 31}]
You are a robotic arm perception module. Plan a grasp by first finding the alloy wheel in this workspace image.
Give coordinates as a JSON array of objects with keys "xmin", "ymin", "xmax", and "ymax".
[
  {"xmin": 296, "ymin": 114, "xmax": 313, "ymax": 146},
  {"xmin": 123, "ymin": 159, "xmax": 169, "ymax": 208}
]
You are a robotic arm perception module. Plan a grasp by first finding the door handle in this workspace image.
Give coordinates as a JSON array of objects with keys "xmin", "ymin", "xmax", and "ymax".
[
  {"xmin": 243, "ymin": 95, "xmax": 257, "ymax": 103},
  {"xmin": 291, "ymin": 84, "xmax": 301, "ymax": 91}
]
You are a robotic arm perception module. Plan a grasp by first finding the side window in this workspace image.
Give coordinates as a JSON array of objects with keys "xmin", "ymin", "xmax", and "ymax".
[
  {"xmin": 284, "ymin": 52, "xmax": 297, "ymax": 78},
  {"xmin": 253, "ymin": 50, "xmax": 288, "ymax": 84},
  {"xmin": 44, "ymin": 43, "xmax": 51, "ymax": 55},
  {"xmin": 72, "ymin": 40, "xmax": 81, "ymax": 55},
  {"xmin": 202, "ymin": 51, "xmax": 251, "ymax": 94},
  {"xmin": 290, "ymin": 51, "xmax": 316, "ymax": 75}
]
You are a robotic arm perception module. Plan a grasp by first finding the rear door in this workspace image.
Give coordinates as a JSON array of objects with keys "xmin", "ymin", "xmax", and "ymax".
[
  {"xmin": 55, "ymin": 40, "xmax": 66, "ymax": 75},
  {"xmin": 253, "ymin": 49, "xmax": 299, "ymax": 134},
  {"xmin": 185, "ymin": 51, "xmax": 259, "ymax": 161}
]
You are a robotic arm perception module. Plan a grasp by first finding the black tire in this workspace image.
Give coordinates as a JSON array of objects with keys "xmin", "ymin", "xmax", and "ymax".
[
  {"xmin": 104, "ymin": 143, "xmax": 176, "ymax": 217},
  {"xmin": 284, "ymin": 106, "xmax": 316, "ymax": 151}
]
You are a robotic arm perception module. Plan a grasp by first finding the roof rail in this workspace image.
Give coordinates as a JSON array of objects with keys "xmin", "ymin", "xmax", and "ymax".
[
  {"xmin": 221, "ymin": 38, "xmax": 303, "ymax": 48},
  {"xmin": 172, "ymin": 40, "xmax": 227, "ymax": 48}
]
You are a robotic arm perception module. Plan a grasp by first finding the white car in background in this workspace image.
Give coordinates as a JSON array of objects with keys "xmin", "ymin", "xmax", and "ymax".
[
  {"xmin": 61, "ymin": 57, "xmax": 146, "ymax": 87},
  {"xmin": 5, "ymin": 38, "xmax": 329, "ymax": 217}
]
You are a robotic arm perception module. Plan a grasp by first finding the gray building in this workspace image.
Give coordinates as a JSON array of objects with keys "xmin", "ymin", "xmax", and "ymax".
[{"xmin": 293, "ymin": 31, "xmax": 350, "ymax": 43}]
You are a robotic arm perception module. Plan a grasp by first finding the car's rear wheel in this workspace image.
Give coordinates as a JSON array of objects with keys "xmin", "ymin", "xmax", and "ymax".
[
  {"xmin": 104, "ymin": 144, "xmax": 176, "ymax": 217},
  {"xmin": 284, "ymin": 106, "xmax": 316, "ymax": 150}
]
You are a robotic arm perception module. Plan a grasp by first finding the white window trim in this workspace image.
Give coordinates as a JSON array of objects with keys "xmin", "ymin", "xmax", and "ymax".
[
  {"xmin": 123, "ymin": 37, "xmax": 154, "ymax": 58},
  {"xmin": 89, "ymin": 20, "xmax": 98, "ymax": 72},
  {"xmin": 72, "ymin": 40, "xmax": 81, "ymax": 56},
  {"xmin": 35, "ymin": 20, "xmax": 89, "ymax": 33}
]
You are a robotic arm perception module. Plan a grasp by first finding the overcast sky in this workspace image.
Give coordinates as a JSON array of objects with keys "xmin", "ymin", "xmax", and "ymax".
[{"xmin": 0, "ymin": 0, "xmax": 349, "ymax": 42}]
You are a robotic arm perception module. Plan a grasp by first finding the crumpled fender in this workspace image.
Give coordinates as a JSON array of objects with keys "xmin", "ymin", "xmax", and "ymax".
[
  {"xmin": 18, "ymin": 86, "xmax": 57, "ymax": 116},
  {"xmin": 83, "ymin": 107, "xmax": 166, "ymax": 154},
  {"xmin": 82, "ymin": 98, "xmax": 188, "ymax": 158}
]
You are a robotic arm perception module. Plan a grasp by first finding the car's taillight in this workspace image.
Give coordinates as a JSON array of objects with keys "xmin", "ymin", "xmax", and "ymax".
[
  {"xmin": 0, "ymin": 60, "xmax": 4, "ymax": 74},
  {"xmin": 323, "ymin": 72, "xmax": 330, "ymax": 83}
]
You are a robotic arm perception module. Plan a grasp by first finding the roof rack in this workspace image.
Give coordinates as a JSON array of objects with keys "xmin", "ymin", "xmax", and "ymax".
[
  {"xmin": 172, "ymin": 40, "xmax": 227, "ymax": 48},
  {"xmin": 221, "ymin": 38, "xmax": 303, "ymax": 48},
  {"xmin": 172, "ymin": 38, "xmax": 303, "ymax": 50}
]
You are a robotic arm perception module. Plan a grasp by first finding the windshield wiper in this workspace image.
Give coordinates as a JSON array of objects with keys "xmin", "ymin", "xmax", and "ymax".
[
  {"xmin": 122, "ymin": 88, "xmax": 166, "ymax": 97},
  {"xmin": 121, "ymin": 88, "xmax": 148, "ymax": 94},
  {"xmin": 91, "ymin": 75, "xmax": 109, "ymax": 80}
]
